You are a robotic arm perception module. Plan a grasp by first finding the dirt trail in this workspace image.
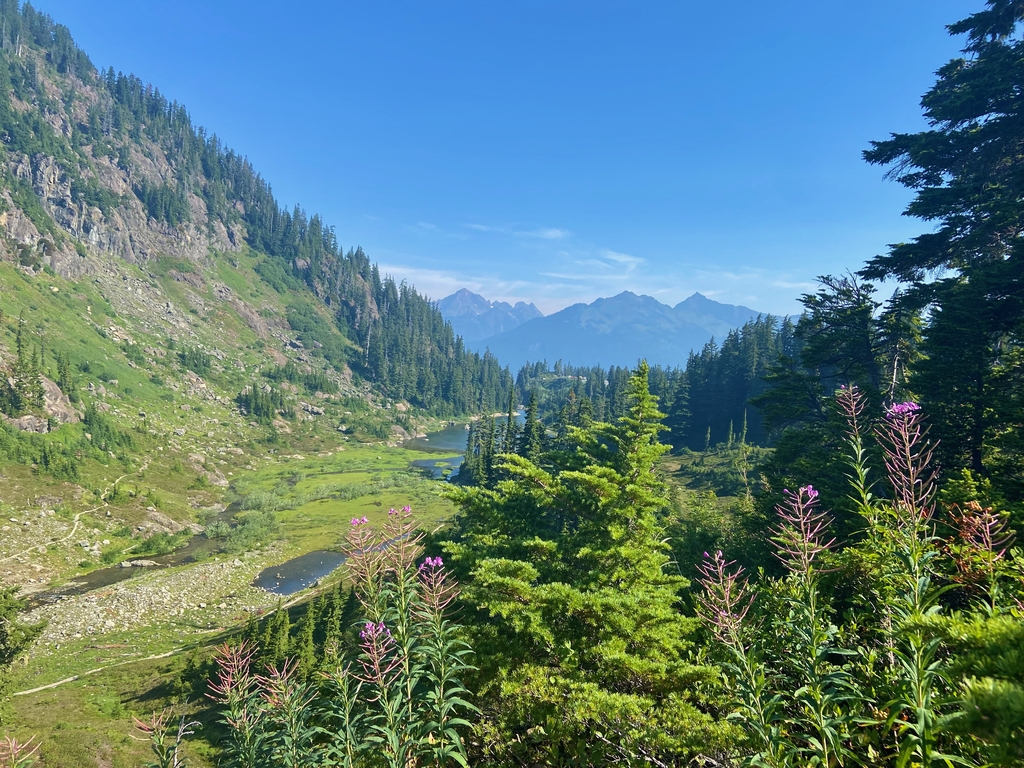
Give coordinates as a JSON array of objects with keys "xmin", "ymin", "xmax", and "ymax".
[
  {"xmin": 0, "ymin": 464, "xmax": 147, "ymax": 565},
  {"xmin": 12, "ymin": 583, "xmax": 318, "ymax": 697},
  {"xmin": 11, "ymin": 648, "xmax": 182, "ymax": 696},
  {"xmin": 1, "ymin": 506, "xmax": 99, "ymax": 565}
]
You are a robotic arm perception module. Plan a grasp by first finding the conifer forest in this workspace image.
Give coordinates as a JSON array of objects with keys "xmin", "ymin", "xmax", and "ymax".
[{"xmin": 0, "ymin": 0, "xmax": 1022, "ymax": 766}]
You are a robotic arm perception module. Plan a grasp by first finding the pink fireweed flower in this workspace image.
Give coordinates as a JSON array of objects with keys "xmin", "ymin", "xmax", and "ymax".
[
  {"xmin": 359, "ymin": 621, "xmax": 391, "ymax": 641},
  {"xmin": 381, "ymin": 505, "xmax": 424, "ymax": 573},
  {"xmin": 356, "ymin": 620, "xmax": 400, "ymax": 689},
  {"xmin": 887, "ymin": 401, "xmax": 921, "ymax": 419},
  {"xmin": 254, "ymin": 658, "xmax": 315, "ymax": 712},
  {"xmin": 207, "ymin": 641, "xmax": 258, "ymax": 705},
  {"xmin": 875, "ymin": 401, "xmax": 938, "ymax": 524},
  {"xmin": 772, "ymin": 486, "xmax": 835, "ymax": 574},
  {"xmin": 836, "ymin": 384, "xmax": 867, "ymax": 444},
  {"xmin": 417, "ymin": 555, "xmax": 458, "ymax": 612},
  {"xmin": 696, "ymin": 550, "xmax": 753, "ymax": 644}
]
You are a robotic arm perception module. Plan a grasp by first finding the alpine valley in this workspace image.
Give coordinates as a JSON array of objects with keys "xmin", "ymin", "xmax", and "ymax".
[{"xmin": 0, "ymin": 1, "xmax": 1023, "ymax": 767}]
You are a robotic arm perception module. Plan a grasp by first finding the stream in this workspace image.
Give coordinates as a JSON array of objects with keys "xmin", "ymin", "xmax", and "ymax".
[
  {"xmin": 29, "ymin": 416, "xmax": 513, "ymax": 603},
  {"xmin": 27, "ymin": 505, "xmax": 238, "ymax": 607}
]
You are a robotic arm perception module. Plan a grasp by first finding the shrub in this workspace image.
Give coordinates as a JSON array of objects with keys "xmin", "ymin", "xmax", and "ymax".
[
  {"xmin": 695, "ymin": 386, "xmax": 1024, "ymax": 766},
  {"xmin": 178, "ymin": 346, "xmax": 212, "ymax": 375}
]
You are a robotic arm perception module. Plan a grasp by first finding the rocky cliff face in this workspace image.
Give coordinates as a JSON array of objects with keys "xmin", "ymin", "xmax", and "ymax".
[
  {"xmin": 0, "ymin": 44, "xmax": 248, "ymax": 285},
  {"xmin": 0, "ymin": 46, "xmax": 360, "ymax": 439},
  {"xmin": 2, "ymin": 147, "xmax": 240, "ymax": 281}
]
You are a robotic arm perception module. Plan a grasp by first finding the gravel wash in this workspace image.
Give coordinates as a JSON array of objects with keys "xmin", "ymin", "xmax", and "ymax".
[{"xmin": 24, "ymin": 548, "xmax": 284, "ymax": 653}]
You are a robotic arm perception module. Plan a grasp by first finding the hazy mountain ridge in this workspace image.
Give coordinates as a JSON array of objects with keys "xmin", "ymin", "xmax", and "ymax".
[
  {"xmin": 437, "ymin": 288, "xmax": 543, "ymax": 342},
  {"xmin": 469, "ymin": 290, "xmax": 764, "ymax": 369}
]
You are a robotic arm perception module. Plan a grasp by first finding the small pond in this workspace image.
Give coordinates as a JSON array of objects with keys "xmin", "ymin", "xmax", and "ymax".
[
  {"xmin": 402, "ymin": 410, "xmax": 524, "ymax": 460},
  {"xmin": 253, "ymin": 550, "xmax": 347, "ymax": 595},
  {"xmin": 408, "ymin": 456, "xmax": 464, "ymax": 480},
  {"xmin": 404, "ymin": 422, "xmax": 473, "ymax": 452}
]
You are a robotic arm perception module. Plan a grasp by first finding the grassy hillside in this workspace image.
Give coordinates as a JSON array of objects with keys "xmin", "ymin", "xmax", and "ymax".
[
  {"xmin": 0, "ymin": 4, "xmax": 500, "ymax": 762},
  {"xmin": 0, "ymin": 244, "xmax": 464, "ymax": 764}
]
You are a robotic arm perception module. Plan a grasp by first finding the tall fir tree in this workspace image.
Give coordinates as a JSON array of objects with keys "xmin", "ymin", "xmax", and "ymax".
[
  {"xmin": 519, "ymin": 390, "xmax": 545, "ymax": 462},
  {"xmin": 442, "ymin": 361, "xmax": 731, "ymax": 763}
]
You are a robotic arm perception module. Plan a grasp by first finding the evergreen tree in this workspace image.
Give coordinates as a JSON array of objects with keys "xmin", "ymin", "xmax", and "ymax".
[
  {"xmin": 293, "ymin": 602, "xmax": 317, "ymax": 678},
  {"xmin": 501, "ymin": 387, "xmax": 519, "ymax": 454},
  {"xmin": 260, "ymin": 605, "xmax": 290, "ymax": 669},
  {"xmin": 320, "ymin": 586, "xmax": 343, "ymax": 661},
  {"xmin": 442, "ymin": 361, "xmax": 731, "ymax": 763},
  {"xmin": 53, "ymin": 348, "xmax": 74, "ymax": 399},
  {"xmin": 861, "ymin": 0, "xmax": 1024, "ymax": 496},
  {"xmin": 519, "ymin": 390, "xmax": 545, "ymax": 462}
]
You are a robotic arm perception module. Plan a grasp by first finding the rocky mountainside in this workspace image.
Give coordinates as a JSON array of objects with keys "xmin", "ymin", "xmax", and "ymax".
[
  {"xmin": 472, "ymin": 290, "xmax": 763, "ymax": 369},
  {"xmin": 437, "ymin": 288, "xmax": 543, "ymax": 342},
  {"xmin": 0, "ymin": 2, "xmax": 512, "ymax": 422}
]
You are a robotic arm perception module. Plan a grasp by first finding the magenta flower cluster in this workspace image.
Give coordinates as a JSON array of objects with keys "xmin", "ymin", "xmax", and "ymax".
[
  {"xmin": 419, "ymin": 556, "xmax": 444, "ymax": 572},
  {"xmin": 359, "ymin": 621, "xmax": 391, "ymax": 641},
  {"xmin": 887, "ymin": 401, "xmax": 921, "ymax": 419},
  {"xmin": 350, "ymin": 516, "xmax": 369, "ymax": 526}
]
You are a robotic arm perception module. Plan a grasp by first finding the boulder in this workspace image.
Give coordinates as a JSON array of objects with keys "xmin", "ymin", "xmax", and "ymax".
[
  {"xmin": 1, "ymin": 414, "xmax": 49, "ymax": 433},
  {"xmin": 42, "ymin": 378, "xmax": 79, "ymax": 424}
]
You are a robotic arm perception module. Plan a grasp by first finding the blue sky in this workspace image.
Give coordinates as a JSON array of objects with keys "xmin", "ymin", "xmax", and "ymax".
[{"xmin": 40, "ymin": 0, "xmax": 976, "ymax": 314}]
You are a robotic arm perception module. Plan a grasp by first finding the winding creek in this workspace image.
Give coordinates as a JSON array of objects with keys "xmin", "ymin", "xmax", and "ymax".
[
  {"xmin": 27, "ymin": 505, "xmax": 239, "ymax": 607},
  {"xmin": 31, "ymin": 420, "xmax": 479, "ymax": 604}
]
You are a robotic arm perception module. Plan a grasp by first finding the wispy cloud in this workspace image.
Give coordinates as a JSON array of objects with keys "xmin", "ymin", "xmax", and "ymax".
[
  {"xmin": 379, "ymin": 229, "xmax": 813, "ymax": 316},
  {"xmin": 599, "ymin": 248, "xmax": 644, "ymax": 270},
  {"xmin": 461, "ymin": 223, "xmax": 570, "ymax": 240},
  {"xmin": 518, "ymin": 227, "xmax": 569, "ymax": 240},
  {"xmin": 540, "ymin": 272, "xmax": 592, "ymax": 281},
  {"xmin": 771, "ymin": 279, "xmax": 818, "ymax": 290},
  {"xmin": 404, "ymin": 221, "xmax": 469, "ymax": 240}
]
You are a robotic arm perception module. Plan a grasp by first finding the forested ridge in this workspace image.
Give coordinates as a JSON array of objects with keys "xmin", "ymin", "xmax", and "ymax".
[
  {"xmin": 0, "ymin": 0, "xmax": 512, "ymax": 416},
  {"xmin": 511, "ymin": 313, "xmax": 789, "ymax": 450}
]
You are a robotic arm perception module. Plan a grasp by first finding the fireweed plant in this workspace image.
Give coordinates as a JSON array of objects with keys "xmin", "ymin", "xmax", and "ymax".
[
  {"xmin": 201, "ymin": 507, "xmax": 476, "ymax": 768},
  {"xmin": 0, "ymin": 735, "xmax": 38, "ymax": 768},
  {"xmin": 698, "ymin": 387, "xmax": 1024, "ymax": 766}
]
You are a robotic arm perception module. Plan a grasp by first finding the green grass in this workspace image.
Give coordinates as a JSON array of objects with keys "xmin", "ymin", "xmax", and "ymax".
[
  {"xmin": 8, "ymin": 648, "xmax": 217, "ymax": 767},
  {"xmin": 4, "ymin": 443, "xmax": 457, "ymax": 766},
  {"xmin": 0, "ymin": 243, "xmax": 458, "ymax": 765}
]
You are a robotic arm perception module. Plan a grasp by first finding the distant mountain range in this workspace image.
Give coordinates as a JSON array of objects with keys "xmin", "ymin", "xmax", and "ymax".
[
  {"xmin": 439, "ymin": 290, "xmax": 764, "ymax": 370},
  {"xmin": 437, "ymin": 288, "xmax": 544, "ymax": 342}
]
